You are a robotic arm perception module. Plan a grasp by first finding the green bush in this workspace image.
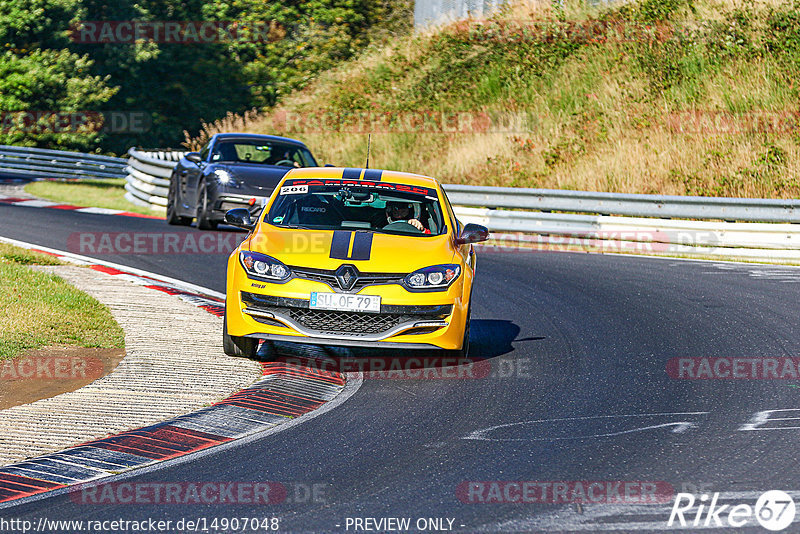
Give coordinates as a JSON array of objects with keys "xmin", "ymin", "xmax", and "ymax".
[{"xmin": 0, "ymin": 0, "xmax": 413, "ymax": 153}]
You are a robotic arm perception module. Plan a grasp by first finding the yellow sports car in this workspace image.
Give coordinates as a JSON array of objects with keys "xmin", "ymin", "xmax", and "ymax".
[{"xmin": 222, "ymin": 167, "xmax": 488, "ymax": 358}]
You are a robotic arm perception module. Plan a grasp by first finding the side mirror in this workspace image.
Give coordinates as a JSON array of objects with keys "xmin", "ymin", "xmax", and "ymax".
[
  {"xmin": 185, "ymin": 152, "xmax": 202, "ymax": 164},
  {"xmin": 324, "ymin": 163, "xmax": 335, "ymax": 167},
  {"xmin": 455, "ymin": 223, "xmax": 489, "ymax": 245},
  {"xmin": 225, "ymin": 208, "xmax": 255, "ymax": 230}
]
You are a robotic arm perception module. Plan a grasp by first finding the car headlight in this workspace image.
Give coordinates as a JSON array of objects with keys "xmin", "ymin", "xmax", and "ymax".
[
  {"xmin": 215, "ymin": 169, "xmax": 240, "ymax": 188},
  {"xmin": 404, "ymin": 264, "xmax": 461, "ymax": 290},
  {"xmin": 239, "ymin": 251, "xmax": 291, "ymax": 281}
]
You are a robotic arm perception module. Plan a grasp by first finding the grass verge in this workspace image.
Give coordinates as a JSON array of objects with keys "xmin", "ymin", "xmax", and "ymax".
[
  {"xmin": 24, "ymin": 179, "xmax": 164, "ymax": 217},
  {"xmin": 0, "ymin": 243, "xmax": 125, "ymax": 360}
]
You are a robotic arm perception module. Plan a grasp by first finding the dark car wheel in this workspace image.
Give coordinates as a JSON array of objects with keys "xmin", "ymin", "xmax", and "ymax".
[
  {"xmin": 223, "ymin": 313, "xmax": 258, "ymax": 358},
  {"xmin": 166, "ymin": 175, "xmax": 191, "ymax": 226},
  {"xmin": 196, "ymin": 181, "xmax": 218, "ymax": 230}
]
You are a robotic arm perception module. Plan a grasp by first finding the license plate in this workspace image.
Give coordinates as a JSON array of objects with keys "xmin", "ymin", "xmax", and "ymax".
[{"xmin": 309, "ymin": 292, "xmax": 381, "ymax": 313}]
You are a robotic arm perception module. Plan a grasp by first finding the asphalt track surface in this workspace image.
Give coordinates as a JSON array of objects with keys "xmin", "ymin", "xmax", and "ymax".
[{"xmin": 2, "ymin": 200, "xmax": 800, "ymax": 532}]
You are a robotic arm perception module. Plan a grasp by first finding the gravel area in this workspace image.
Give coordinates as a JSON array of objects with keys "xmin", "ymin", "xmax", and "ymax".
[{"xmin": 0, "ymin": 265, "xmax": 260, "ymax": 465}]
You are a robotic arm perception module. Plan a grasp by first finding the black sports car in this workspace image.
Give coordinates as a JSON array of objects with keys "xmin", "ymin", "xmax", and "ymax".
[{"xmin": 166, "ymin": 133, "xmax": 318, "ymax": 229}]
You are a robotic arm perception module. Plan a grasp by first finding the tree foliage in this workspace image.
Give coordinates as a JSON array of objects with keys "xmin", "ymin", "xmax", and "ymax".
[
  {"xmin": 0, "ymin": 0, "xmax": 116, "ymax": 150},
  {"xmin": 0, "ymin": 0, "xmax": 412, "ymax": 153}
]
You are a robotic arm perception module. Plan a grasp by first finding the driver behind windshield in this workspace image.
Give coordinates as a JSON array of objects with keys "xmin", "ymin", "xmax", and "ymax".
[
  {"xmin": 383, "ymin": 201, "xmax": 429, "ymax": 234},
  {"xmin": 211, "ymin": 142, "xmax": 315, "ymax": 167},
  {"xmin": 269, "ymin": 150, "xmax": 301, "ymax": 167}
]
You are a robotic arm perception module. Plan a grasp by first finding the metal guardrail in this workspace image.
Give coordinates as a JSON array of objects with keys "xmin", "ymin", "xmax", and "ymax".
[
  {"xmin": 0, "ymin": 145, "xmax": 127, "ymax": 180},
  {"xmin": 453, "ymin": 207, "xmax": 800, "ymax": 262},
  {"xmin": 6, "ymin": 148, "xmax": 798, "ymax": 261},
  {"xmin": 451, "ymin": 207, "xmax": 800, "ymax": 248},
  {"xmin": 124, "ymin": 148, "xmax": 185, "ymax": 209},
  {"xmin": 117, "ymin": 149, "xmax": 800, "ymax": 263},
  {"xmin": 444, "ymin": 185, "xmax": 800, "ymax": 223}
]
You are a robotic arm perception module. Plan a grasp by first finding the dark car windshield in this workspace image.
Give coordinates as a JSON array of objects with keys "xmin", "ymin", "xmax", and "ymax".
[
  {"xmin": 211, "ymin": 140, "xmax": 317, "ymax": 167},
  {"xmin": 266, "ymin": 179, "xmax": 447, "ymax": 236}
]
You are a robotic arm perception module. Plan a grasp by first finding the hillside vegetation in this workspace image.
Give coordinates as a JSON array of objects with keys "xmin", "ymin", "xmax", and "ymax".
[{"xmin": 192, "ymin": 0, "xmax": 800, "ymax": 198}]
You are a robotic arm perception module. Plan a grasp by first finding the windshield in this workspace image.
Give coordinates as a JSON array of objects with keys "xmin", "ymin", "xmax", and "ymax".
[
  {"xmin": 211, "ymin": 140, "xmax": 317, "ymax": 167},
  {"xmin": 266, "ymin": 179, "xmax": 447, "ymax": 236}
]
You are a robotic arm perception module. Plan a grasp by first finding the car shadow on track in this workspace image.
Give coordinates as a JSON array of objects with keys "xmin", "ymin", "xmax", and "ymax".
[
  {"xmin": 249, "ymin": 319, "xmax": 530, "ymax": 376},
  {"xmin": 468, "ymin": 319, "xmax": 526, "ymax": 359}
]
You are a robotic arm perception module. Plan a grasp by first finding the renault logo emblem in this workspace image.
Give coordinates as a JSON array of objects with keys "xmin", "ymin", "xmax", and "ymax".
[{"xmin": 335, "ymin": 265, "xmax": 359, "ymax": 291}]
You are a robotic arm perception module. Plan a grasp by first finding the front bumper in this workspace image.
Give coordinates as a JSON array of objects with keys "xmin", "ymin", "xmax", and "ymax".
[
  {"xmin": 212, "ymin": 193, "xmax": 269, "ymax": 219},
  {"xmin": 226, "ymin": 264, "xmax": 470, "ymax": 350}
]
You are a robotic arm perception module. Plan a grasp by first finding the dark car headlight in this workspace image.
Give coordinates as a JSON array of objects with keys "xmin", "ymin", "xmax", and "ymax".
[
  {"xmin": 240, "ymin": 251, "xmax": 291, "ymax": 281},
  {"xmin": 215, "ymin": 169, "xmax": 241, "ymax": 188},
  {"xmin": 404, "ymin": 264, "xmax": 461, "ymax": 291}
]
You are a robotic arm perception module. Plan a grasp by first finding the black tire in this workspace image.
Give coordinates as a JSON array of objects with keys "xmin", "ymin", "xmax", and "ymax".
[
  {"xmin": 223, "ymin": 313, "xmax": 258, "ymax": 358},
  {"xmin": 166, "ymin": 175, "xmax": 192, "ymax": 226},
  {"xmin": 196, "ymin": 181, "xmax": 218, "ymax": 230},
  {"xmin": 444, "ymin": 305, "xmax": 471, "ymax": 359}
]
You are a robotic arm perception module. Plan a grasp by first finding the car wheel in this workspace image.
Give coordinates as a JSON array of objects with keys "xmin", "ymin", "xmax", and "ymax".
[
  {"xmin": 223, "ymin": 312, "xmax": 258, "ymax": 358},
  {"xmin": 196, "ymin": 181, "xmax": 218, "ymax": 230},
  {"xmin": 445, "ymin": 305, "xmax": 471, "ymax": 359},
  {"xmin": 166, "ymin": 175, "xmax": 191, "ymax": 226}
]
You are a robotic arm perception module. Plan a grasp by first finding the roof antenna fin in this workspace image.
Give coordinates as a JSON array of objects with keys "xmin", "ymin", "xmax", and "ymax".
[{"xmin": 365, "ymin": 134, "xmax": 371, "ymax": 169}]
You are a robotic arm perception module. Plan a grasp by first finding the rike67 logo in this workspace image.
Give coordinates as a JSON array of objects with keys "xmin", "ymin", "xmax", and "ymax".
[{"xmin": 668, "ymin": 490, "xmax": 796, "ymax": 531}]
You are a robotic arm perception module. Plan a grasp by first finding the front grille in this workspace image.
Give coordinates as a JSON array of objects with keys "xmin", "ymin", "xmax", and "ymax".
[
  {"xmin": 288, "ymin": 309, "xmax": 409, "ymax": 335},
  {"xmin": 291, "ymin": 266, "xmax": 404, "ymax": 293}
]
